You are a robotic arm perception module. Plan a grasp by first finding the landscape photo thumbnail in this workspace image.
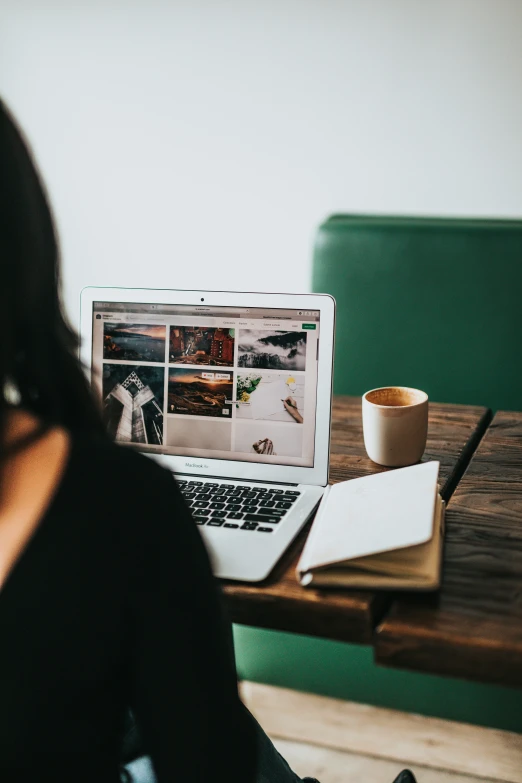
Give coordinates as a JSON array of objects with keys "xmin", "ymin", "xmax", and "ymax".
[
  {"xmin": 103, "ymin": 323, "xmax": 166, "ymax": 363},
  {"xmin": 102, "ymin": 364, "xmax": 165, "ymax": 445},
  {"xmin": 169, "ymin": 326, "xmax": 235, "ymax": 366},
  {"xmin": 168, "ymin": 368, "xmax": 233, "ymax": 418},
  {"xmin": 237, "ymin": 330, "xmax": 307, "ymax": 371}
]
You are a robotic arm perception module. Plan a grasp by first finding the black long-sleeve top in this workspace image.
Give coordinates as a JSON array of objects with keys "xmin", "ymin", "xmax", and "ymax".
[{"xmin": 0, "ymin": 435, "xmax": 257, "ymax": 782}]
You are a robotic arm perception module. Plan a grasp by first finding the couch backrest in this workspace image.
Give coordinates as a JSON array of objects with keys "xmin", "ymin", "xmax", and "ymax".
[{"xmin": 312, "ymin": 215, "xmax": 522, "ymax": 411}]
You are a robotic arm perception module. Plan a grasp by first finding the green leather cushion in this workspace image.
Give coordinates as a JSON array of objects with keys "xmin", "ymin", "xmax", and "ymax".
[{"xmin": 312, "ymin": 215, "xmax": 522, "ymax": 411}]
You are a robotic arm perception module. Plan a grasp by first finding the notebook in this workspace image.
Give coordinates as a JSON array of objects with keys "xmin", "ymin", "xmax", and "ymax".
[
  {"xmin": 80, "ymin": 286, "xmax": 335, "ymax": 582},
  {"xmin": 296, "ymin": 461, "xmax": 445, "ymax": 590}
]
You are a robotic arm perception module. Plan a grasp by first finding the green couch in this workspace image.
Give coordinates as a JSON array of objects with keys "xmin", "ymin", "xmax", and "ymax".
[
  {"xmin": 235, "ymin": 214, "xmax": 522, "ymax": 735},
  {"xmin": 314, "ymin": 214, "xmax": 522, "ymax": 411}
]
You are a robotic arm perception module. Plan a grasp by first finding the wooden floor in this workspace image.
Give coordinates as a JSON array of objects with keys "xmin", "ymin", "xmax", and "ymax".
[
  {"xmin": 240, "ymin": 683, "xmax": 522, "ymax": 783},
  {"xmin": 272, "ymin": 737, "xmax": 499, "ymax": 783}
]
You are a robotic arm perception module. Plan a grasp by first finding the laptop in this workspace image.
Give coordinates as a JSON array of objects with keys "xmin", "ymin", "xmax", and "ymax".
[{"xmin": 80, "ymin": 287, "xmax": 335, "ymax": 581}]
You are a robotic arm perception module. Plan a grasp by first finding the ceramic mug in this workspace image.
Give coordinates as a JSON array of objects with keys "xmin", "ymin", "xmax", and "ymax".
[{"xmin": 362, "ymin": 386, "xmax": 428, "ymax": 467}]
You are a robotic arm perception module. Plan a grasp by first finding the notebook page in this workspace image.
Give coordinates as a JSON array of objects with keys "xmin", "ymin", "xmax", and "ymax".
[{"xmin": 298, "ymin": 461, "xmax": 439, "ymax": 571}]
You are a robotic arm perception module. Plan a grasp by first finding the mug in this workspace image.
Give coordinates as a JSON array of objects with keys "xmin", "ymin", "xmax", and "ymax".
[{"xmin": 362, "ymin": 386, "xmax": 428, "ymax": 467}]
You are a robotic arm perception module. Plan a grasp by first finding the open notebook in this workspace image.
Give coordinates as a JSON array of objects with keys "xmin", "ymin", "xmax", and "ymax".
[{"xmin": 297, "ymin": 461, "xmax": 445, "ymax": 590}]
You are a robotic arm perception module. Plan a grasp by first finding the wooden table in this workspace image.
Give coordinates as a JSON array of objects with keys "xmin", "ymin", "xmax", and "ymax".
[
  {"xmin": 222, "ymin": 396, "xmax": 491, "ymax": 645},
  {"xmin": 375, "ymin": 411, "xmax": 522, "ymax": 688}
]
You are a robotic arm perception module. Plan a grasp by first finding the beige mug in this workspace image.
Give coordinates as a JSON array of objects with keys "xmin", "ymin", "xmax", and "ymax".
[{"xmin": 362, "ymin": 386, "xmax": 428, "ymax": 467}]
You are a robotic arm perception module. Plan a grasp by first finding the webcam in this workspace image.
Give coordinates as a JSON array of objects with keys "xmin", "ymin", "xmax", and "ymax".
[{"xmin": 200, "ymin": 297, "xmax": 204, "ymax": 301}]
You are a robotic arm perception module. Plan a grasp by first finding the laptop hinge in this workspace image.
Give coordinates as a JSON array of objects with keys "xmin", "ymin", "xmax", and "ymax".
[{"xmin": 176, "ymin": 472, "xmax": 299, "ymax": 487}]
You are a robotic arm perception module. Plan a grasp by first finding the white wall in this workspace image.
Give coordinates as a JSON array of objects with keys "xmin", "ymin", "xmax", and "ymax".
[{"xmin": 2, "ymin": 0, "xmax": 522, "ymax": 329}]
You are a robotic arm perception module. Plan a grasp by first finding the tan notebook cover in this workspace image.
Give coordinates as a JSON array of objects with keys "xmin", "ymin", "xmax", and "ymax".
[{"xmin": 297, "ymin": 461, "xmax": 445, "ymax": 590}]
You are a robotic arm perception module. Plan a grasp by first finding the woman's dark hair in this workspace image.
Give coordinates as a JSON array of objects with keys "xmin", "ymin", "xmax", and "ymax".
[{"xmin": 0, "ymin": 100, "xmax": 107, "ymax": 449}]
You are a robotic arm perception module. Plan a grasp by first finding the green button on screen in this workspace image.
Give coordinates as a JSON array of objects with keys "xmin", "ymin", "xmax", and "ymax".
[{"xmin": 302, "ymin": 323, "xmax": 316, "ymax": 330}]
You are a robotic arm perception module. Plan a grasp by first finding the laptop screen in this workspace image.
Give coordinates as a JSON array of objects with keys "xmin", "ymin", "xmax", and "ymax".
[{"xmin": 91, "ymin": 301, "xmax": 320, "ymax": 468}]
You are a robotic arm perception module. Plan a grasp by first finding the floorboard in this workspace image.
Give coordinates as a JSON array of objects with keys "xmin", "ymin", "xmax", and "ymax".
[
  {"xmin": 240, "ymin": 682, "xmax": 522, "ymax": 783},
  {"xmin": 272, "ymin": 738, "xmax": 499, "ymax": 783}
]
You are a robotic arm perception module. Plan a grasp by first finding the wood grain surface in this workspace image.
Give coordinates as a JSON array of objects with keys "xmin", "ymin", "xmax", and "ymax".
[
  {"xmin": 241, "ymin": 682, "xmax": 522, "ymax": 783},
  {"xmin": 375, "ymin": 411, "xmax": 522, "ymax": 688},
  {"xmin": 222, "ymin": 396, "xmax": 490, "ymax": 645}
]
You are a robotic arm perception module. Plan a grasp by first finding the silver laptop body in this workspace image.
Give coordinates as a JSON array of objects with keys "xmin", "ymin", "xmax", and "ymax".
[{"xmin": 81, "ymin": 287, "xmax": 335, "ymax": 581}]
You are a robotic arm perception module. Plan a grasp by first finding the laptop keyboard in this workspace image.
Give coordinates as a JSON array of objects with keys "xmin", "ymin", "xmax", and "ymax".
[{"xmin": 177, "ymin": 479, "xmax": 301, "ymax": 533}]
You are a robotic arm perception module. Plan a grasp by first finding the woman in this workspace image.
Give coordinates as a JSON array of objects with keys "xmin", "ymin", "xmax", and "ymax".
[{"xmin": 0, "ymin": 100, "xmax": 416, "ymax": 783}]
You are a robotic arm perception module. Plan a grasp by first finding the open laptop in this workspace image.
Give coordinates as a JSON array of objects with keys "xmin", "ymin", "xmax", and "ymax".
[{"xmin": 80, "ymin": 287, "xmax": 335, "ymax": 581}]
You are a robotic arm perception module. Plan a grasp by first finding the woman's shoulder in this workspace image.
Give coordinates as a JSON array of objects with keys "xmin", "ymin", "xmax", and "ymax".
[
  {"xmin": 68, "ymin": 434, "xmax": 181, "ymax": 503},
  {"xmin": 72, "ymin": 434, "xmax": 166, "ymax": 471},
  {"xmin": 64, "ymin": 434, "xmax": 190, "ymax": 543}
]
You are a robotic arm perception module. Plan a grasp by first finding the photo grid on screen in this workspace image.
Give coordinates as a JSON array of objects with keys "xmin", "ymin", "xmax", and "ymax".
[{"xmin": 92, "ymin": 304, "xmax": 319, "ymax": 467}]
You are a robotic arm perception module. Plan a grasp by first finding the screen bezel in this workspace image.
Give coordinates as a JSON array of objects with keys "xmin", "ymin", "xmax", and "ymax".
[{"xmin": 80, "ymin": 286, "xmax": 335, "ymax": 487}]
